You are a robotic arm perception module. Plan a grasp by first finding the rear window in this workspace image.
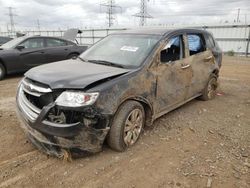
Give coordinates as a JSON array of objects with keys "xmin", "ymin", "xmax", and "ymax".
[{"xmin": 187, "ymin": 34, "xmax": 206, "ymax": 56}]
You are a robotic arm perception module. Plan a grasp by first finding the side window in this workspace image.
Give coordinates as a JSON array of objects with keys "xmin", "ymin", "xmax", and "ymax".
[
  {"xmin": 207, "ymin": 34, "xmax": 215, "ymax": 48},
  {"xmin": 187, "ymin": 34, "xmax": 206, "ymax": 56},
  {"xmin": 160, "ymin": 35, "xmax": 183, "ymax": 63},
  {"xmin": 20, "ymin": 38, "xmax": 44, "ymax": 49},
  {"xmin": 46, "ymin": 38, "xmax": 67, "ymax": 47}
]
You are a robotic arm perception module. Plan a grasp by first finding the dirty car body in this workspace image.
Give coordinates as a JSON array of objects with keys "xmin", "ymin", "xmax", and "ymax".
[{"xmin": 16, "ymin": 28, "xmax": 222, "ymax": 157}]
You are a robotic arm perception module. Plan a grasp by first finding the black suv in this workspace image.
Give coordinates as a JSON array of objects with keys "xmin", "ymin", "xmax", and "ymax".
[{"xmin": 16, "ymin": 28, "xmax": 222, "ymax": 158}]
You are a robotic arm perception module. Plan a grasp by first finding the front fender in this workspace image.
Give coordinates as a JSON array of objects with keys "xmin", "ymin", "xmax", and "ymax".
[{"xmin": 92, "ymin": 70, "xmax": 156, "ymax": 116}]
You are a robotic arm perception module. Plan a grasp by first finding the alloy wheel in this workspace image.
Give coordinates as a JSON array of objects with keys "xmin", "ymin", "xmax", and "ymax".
[{"xmin": 123, "ymin": 109, "xmax": 143, "ymax": 146}]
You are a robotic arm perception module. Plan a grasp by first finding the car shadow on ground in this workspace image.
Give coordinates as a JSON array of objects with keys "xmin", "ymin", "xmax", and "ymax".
[{"xmin": 5, "ymin": 73, "xmax": 24, "ymax": 80}]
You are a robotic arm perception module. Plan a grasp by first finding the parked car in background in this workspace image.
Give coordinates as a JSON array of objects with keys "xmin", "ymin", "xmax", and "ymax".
[
  {"xmin": 16, "ymin": 28, "xmax": 222, "ymax": 158},
  {"xmin": 0, "ymin": 36, "xmax": 13, "ymax": 46},
  {"xmin": 0, "ymin": 29, "xmax": 88, "ymax": 80}
]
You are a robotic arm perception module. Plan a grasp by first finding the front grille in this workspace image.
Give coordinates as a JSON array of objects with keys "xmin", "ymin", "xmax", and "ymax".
[
  {"xmin": 22, "ymin": 78, "xmax": 52, "ymax": 97},
  {"xmin": 18, "ymin": 78, "xmax": 53, "ymax": 122},
  {"xmin": 18, "ymin": 85, "xmax": 42, "ymax": 121}
]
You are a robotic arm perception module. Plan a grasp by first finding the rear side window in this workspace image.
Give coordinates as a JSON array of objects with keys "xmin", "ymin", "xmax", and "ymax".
[
  {"xmin": 187, "ymin": 34, "xmax": 206, "ymax": 56},
  {"xmin": 46, "ymin": 38, "xmax": 67, "ymax": 47},
  {"xmin": 207, "ymin": 34, "xmax": 215, "ymax": 48}
]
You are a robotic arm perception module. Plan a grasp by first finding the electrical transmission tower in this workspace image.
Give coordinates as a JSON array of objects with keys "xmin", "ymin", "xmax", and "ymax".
[
  {"xmin": 6, "ymin": 7, "xmax": 17, "ymax": 33},
  {"xmin": 133, "ymin": 0, "xmax": 153, "ymax": 26},
  {"xmin": 237, "ymin": 8, "xmax": 240, "ymax": 23},
  {"xmin": 100, "ymin": 0, "xmax": 122, "ymax": 27}
]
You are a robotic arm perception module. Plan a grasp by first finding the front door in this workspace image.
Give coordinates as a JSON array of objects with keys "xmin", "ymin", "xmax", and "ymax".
[
  {"xmin": 154, "ymin": 35, "xmax": 192, "ymax": 115},
  {"xmin": 18, "ymin": 38, "xmax": 46, "ymax": 70},
  {"xmin": 185, "ymin": 33, "xmax": 215, "ymax": 98}
]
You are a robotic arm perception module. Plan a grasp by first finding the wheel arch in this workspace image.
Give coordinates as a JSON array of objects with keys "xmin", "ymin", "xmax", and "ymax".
[
  {"xmin": 115, "ymin": 96, "xmax": 154, "ymax": 127},
  {"xmin": 0, "ymin": 58, "xmax": 7, "ymax": 73},
  {"xmin": 68, "ymin": 52, "xmax": 80, "ymax": 56},
  {"xmin": 212, "ymin": 69, "xmax": 219, "ymax": 77}
]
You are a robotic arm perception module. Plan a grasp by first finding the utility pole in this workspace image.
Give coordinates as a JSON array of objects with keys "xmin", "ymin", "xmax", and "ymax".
[
  {"xmin": 237, "ymin": 8, "xmax": 240, "ymax": 23},
  {"xmin": 37, "ymin": 19, "xmax": 41, "ymax": 34},
  {"xmin": 6, "ymin": 7, "xmax": 17, "ymax": 34},
  {"xmin": 100, "ymin": 0, "xmax": 122, "ymax": 27},
  {"xmin": 6, "ymin": 24, "xmax": 9, "ymax": 32},
  {"xmin": 133, "ymin": 0, "xmax": 153, "ymax": 26}
]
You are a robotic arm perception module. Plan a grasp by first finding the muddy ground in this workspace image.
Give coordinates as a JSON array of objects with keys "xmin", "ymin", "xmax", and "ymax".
[{"xmin": 0, "ymin": 56, "xmax": 249, "ymax": 188}]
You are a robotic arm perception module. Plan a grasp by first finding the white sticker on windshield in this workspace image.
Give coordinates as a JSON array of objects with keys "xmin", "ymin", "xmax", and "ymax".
[{"xmin": 120, "ymin": 46, "xmax": 139, "ymax": 52}]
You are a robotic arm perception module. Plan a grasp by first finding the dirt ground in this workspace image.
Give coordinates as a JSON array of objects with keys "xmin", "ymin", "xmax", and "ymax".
[{"xmin": 0, "ymin": 56, "xmax": 249, "ymax": 188}]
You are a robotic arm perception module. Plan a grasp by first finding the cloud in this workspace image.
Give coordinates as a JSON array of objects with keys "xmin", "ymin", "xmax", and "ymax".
[{"xmin": 0, "ymin": 0, "xmax": 249, "ymax": 31}]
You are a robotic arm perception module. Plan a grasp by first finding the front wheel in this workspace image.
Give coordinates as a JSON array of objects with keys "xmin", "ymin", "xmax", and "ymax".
[
  {"xmin": 107, "ymin": 101, "xmax": 145, "ymax": 152},
  {"xmin": 200, "ymin": 74, "xmax": 218, "ymax": 101},
  {"xmin": 0, "ymin": 63, "xmax": 6, "ymax": 81}
]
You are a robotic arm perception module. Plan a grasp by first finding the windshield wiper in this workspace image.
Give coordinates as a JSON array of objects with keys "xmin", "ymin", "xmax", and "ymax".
[
  {"xmin": 77, "ymin": 56, "xmax": 88, "ymax": 62},
  {"xmin": 88, "ymin": 60, "xmax": 124, "ymax": 68}
]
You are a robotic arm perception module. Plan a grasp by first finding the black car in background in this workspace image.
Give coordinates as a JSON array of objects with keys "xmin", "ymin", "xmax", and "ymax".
[
  {"xmin": 0, "ymin": 36, "xmax": 13, "ymax": 46},
  {"xmin": 0, "ymin": 33, "xmax": 87, "ymax": 80}
]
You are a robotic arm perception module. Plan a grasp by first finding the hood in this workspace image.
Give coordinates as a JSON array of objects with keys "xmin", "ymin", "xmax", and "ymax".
[
  {"xmin": 62, "ymin": 28, "xmax": 82, "ymax": 41},
  {"xmin": 25, "ymin": 59, "xmax": 130, "ymax": 89}
]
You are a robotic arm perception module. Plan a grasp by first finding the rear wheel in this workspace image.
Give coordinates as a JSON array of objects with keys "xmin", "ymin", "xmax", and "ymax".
[
  {"xmin": 107, "ymin": 101, "xmax": 145, "ymax": 152},
  {"xmin": 200, "ymin": 74, "xmax": 218, "ymax": 101},
  {"xmin": 67, "ymin": 53, "xmax": 79, "ymax": 59},
  {"xmin": 0, "ymin": 63, "xmax": 6, "ymax": 81}
]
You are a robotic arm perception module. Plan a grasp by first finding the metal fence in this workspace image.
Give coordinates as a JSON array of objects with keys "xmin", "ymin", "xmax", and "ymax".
[{"xmin": 1, "ymin": 24, "xmax": 250, "ymax": 56}]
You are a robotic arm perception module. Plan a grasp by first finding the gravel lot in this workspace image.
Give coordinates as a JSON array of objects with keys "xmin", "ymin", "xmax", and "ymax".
[{"xmin": 0, "ymin": 56, "xmax": 249, "ymax": 188}]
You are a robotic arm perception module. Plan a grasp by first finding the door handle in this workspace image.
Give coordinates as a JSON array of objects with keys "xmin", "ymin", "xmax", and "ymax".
[
  {"xmin": 205, "ymin": 56, "xmax": 213, "ymax": 61},
  {"xmin": 181, "ymin": 64, "xmax": 190, "ymax": 69}
]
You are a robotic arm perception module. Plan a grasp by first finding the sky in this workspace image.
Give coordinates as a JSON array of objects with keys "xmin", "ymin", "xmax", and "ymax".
[{"xmin": 0, "ymin": 0, "xmax": 250, "ymax": 31}]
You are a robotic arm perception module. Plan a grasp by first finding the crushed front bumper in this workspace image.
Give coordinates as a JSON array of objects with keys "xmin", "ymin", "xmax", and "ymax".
[{"xmin": 16, "ymin": 85, "xmax": 110, "ymax": 158}]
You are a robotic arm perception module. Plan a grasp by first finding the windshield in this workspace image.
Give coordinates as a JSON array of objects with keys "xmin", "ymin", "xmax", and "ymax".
[
  {"xmin": 1, "ymin": 36, "xmax": 27, "ymax": 49},
  {"xmin": 80, "ymin": 34, "xmax": 160, "ymax": 68},
  {"xmin": 0, "ymin": 37, "xmax": 12, "ymax": 45}
]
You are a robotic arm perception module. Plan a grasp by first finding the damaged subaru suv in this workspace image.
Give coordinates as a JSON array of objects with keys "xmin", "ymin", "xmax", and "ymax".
[{"xmin": 16, "ymin": 28, "xmax": 222, "ymax": 157}]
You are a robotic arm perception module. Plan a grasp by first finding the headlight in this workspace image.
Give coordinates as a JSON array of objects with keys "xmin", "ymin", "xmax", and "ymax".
[{"xmin": 55, "ymin": 91, "xmax": 99, "ymax": 107}]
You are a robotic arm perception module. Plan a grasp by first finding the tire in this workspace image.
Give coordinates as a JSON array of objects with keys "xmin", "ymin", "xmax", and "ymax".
[
  {"xmin": 200, "ymin": 74, "xmax": 218, "ymax": 101},
  {"xmin": 67, "ymin": 53, "xmax": 79, "ymax": 59},
  {"xmin": 0, "ymin": 63, "xmax": 6, "ymax": 81},
  {"xmin": 107, "ymin": 100, "xmax": 145, "ymax": 152}
]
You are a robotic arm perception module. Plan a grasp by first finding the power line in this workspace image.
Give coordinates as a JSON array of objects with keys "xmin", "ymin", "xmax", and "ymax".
[
  {"xmin": 100, "ymin": 0, "xmax": 122, "ymax": 27},
  {"xmin": 133, "ymin": 0, "xmax": 153, "ymax": 26}
]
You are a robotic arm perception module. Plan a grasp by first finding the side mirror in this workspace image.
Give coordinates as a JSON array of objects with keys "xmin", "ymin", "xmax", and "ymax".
[{"xmin": 16, "ymin": 45, "xmax": 25, "ymax": 50}]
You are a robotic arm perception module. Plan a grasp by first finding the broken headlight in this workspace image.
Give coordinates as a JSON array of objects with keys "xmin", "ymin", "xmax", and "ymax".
[{"xmin": 55, "ymin": 91, "xmax": 99, "ymax": 107}]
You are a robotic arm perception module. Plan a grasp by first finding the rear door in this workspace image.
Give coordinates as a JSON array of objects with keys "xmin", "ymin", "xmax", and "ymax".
[
  {"xmin": 185, "ymin": 33, "xmax": 215, "ymax": 98},
  {"xmin": 18, "ymin": 37, "xmax": 46, "ymax": 70},
  {"xmin": 44, "ymin": 38, "xmax": 71, "ymax": 62},
  {"xmin": 154, "ymin": 34, "xmax": 193, "ymax": 115},
  {"xmin": 205, "ymin": 33, "xmax": 222, "ymax": 67}
]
